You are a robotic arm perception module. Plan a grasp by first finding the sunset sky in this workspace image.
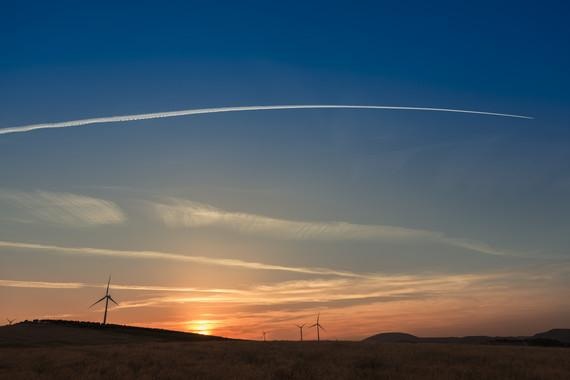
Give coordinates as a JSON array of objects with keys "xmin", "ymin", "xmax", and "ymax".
[{"xmin": 1, "ymin": 1, "xmax": 569, "ymax": 340}]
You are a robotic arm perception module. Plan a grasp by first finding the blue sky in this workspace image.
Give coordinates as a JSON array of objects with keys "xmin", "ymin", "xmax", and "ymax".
[{"xmin": 0, "ymin": 1, "xmax": 569, "ymax": 339}]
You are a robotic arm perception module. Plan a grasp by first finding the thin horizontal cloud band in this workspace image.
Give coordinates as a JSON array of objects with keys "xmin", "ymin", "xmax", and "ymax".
[
  {"xmin": 0, "ymin": 240, "xmax": 363, "ymax": 278},
  {"xmin": 0, "ymin": 104, "xmax": 533, "ymax": 135},
  {"xmin": 0, "ymin": 279, "xmax": 242, "ymax": 294}
]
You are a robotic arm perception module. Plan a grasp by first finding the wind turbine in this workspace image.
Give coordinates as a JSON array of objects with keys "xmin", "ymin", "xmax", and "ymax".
[
  {"xmin": 310, "ymin": 313, "xmax": 325, "ymax": 342},
  {"xmin": 262, "ymin": 331, "xmax": 267, "ymax": 342},
  {"xmin": 89, "ymin": 275, "xmax": 119, "ymax": 325},
  {"xmin": 6, "ymin": 318, "xmax": 15, "ymax": 325},
  {"xmin": 295, "ymin": 323, "xmax": 306, "ymax": 341}
]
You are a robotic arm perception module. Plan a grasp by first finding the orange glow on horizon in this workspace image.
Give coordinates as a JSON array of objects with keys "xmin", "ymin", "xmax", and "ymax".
[{"xmin": 186, "ymin": 320, "xmax": 216, "ymax": 335}]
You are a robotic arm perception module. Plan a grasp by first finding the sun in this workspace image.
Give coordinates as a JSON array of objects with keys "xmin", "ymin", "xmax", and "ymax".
[{"xmin": 187, "ymin": 320, "xmax": 214, "ymax": 335}]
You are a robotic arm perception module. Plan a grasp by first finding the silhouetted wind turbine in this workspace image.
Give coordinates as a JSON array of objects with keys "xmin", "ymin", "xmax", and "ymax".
[
  {"xmin": 262, "ymin": 331, "xmax": 267, "ymax": 342},
  {"xmin": 295, "ymin": 323, "xmax": 306, "ymax": 341},
  {"xmin": 89, "ymin": 275, "xmax": 119, "ymax": 325},
  {"xmin": 6, "ymin": 318, "xmax": 15, "ymax": 325},
  {"xmin": 310, "ymin": 313, "xmax": 325, "ymax": 342}
]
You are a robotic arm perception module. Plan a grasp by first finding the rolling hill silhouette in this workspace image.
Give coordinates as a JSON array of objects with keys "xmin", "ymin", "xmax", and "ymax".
[
  {"xmin": 0, "ymin": 319, "xmax": 229, "ymax": 347},
  {"xmin": 363, "ymin": 329, "xmax": 570, "ymax": 347},
  {"xmin": 533, "ymin": 329, "xmax": 570, "ymax": 344},
  {"xmin": 2, "ymin": 320, "xmax": 569, "ymax": 348},
  {"xmin": 362, "ymin": 332, "xmax": 420, "ymax": 343}
]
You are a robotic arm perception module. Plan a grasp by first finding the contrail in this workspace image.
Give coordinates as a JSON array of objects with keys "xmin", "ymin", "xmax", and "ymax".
[{"xmin": 0, "ymin": 105, "xmax": 532, "ymax": 135}]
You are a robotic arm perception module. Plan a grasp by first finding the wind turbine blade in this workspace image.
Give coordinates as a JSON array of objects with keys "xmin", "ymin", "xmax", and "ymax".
[
  {"xmin": 319, "ymin": 324, "xmax": 326, "ymax": 331},
  {"xmin": 89, "ymin": 296, "xmax": 106, "ymax": 308},
  {"xmin": 108, "ymin": 296, "xmax": 119, "ymax": 306},
  {"xmin": 106, "ymin": 275, "xmax": 111, "ymax": 295},
  {"xmin": 309, "ymin": 323, "xmax": 317, "ymax": 328}
]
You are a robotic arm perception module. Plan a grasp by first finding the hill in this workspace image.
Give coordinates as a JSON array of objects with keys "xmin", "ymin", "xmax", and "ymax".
[
  {"xmin": 362, "ymin": 332, "xmax": 492, "ymax": 345},
  {"xmin": 533, "ymin": 329, "xmax": 570, "ymax": 344},
  {"xmin": 0, "ymin": 319, "xmax": 229, "ymax": 347},
  {"xmin": 362, "ymin": 332, "xmax": 419, "ymax": 343},
  {"xmin": 363, "ymin": 329, "xmax": 570, "ymax": 347}
]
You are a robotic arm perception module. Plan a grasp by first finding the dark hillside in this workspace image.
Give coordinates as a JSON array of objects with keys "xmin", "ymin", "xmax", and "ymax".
[{"xmin": 0, "ymin": 320, "xmax": 229, "ymax": 347}]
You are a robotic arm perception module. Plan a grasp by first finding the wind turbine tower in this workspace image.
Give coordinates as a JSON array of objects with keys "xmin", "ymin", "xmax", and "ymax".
[
  {"xmin": 295, "ymin": 323, "xmax": 306, "ymax": 341},
  {"xmin": 310, "ymin": 313, "xmax": 325, "ymax": 342},
  {"xmin": 90, "ymin": 275, "xmax": 119, "ymax": 325},
  {"xmin": 262, "ymin": 331, "xmax": 267, "ymax": 342}
]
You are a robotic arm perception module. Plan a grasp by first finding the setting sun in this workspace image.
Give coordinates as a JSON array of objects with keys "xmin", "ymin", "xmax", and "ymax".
[{"xmin": 187, "ymin": 320, "xmax": 215, "ymax": 336}]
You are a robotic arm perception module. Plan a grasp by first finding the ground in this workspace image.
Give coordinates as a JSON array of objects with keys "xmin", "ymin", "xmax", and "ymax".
[{"xmin": 1, "ymin": 341, "xmax": 569, "ymax": 380}]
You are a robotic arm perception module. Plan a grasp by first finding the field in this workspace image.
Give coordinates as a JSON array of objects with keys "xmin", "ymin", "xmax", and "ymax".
[{"xmin": 1, "ymin": 340, "xmax": 570, "ymax": 380}]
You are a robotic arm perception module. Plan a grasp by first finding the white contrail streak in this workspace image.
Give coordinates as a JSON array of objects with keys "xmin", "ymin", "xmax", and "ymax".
[{"xmin": 0, "ymin": 105, "xmax": 532, "ymax": 135}]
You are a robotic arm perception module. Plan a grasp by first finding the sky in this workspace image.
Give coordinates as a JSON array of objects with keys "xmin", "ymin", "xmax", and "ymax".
[{"xmin": 1, "ymin": 1, "xmax": 569, "ymax": 340}]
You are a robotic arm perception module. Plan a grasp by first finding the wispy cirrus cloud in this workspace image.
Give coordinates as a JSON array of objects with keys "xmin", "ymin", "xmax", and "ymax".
[
  {"xmin": 152, "ymin": 198, "xmax": 530, "ymax": 257},
  {"xmin": 4, "ymin": 264, "xmax": 557, "ymax": 311},
  {"xmin": 154, "ymin": 199, "xmax": 436, "ymax": 241},
  {"xmin": 0, "ymin": 190, "xmax": 125, "ymax": 227},
  {"xmin": 114, "ymin": 278, "xmax": 452, "ymax": 309},
  {"xmin": 0, "ymin": 271, "xmax": 512, "ymax": 309},
  {"xmin": 0, "ymin": 240, "xmax": 362, "ymax": 278}
]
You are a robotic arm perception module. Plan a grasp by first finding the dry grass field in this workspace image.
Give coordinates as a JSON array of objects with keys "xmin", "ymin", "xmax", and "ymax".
[{"xmin": 1, "ymin": 340, "xmax": 569, "ymax": 380}]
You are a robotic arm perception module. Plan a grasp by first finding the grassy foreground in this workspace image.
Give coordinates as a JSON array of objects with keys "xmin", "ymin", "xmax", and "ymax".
[{"xmin": 1, "ymin": 341, "xmax": 569, "ymax": 380}]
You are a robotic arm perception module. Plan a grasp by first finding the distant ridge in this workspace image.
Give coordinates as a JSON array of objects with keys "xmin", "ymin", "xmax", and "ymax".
[
  {"xmin": 363, "ymin": 329, "xmax": 570, "ymax": 347},
  {"xmin": 362, "ymin": 332, "xmax": 419, "ymax": 343},
  {"xmin": 533, "ymin": 329, "xmax": 570, "ymax": 344},
  {"xmin": 0, "ymin": 319, "xmax": 230, "ymax": 347}
]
